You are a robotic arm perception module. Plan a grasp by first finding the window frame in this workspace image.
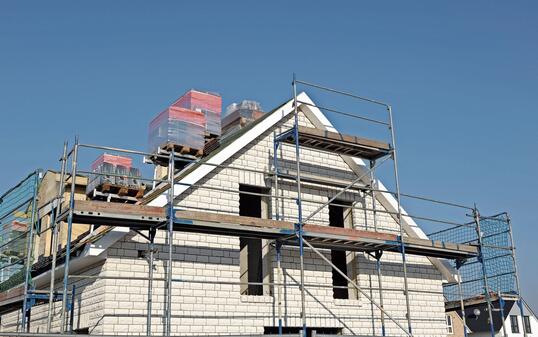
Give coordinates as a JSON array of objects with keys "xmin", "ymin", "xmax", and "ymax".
[
  {"xmin": 510, "ymin": 315, "xmax": 520, "ymax": 334},
  {"xmin": 446, "ymin": 314, "xmax": 453, "ymax": 334},
  {"xmin": 328, "ymin": 201, "xmax": 358, "ymax": 300},
  {"xmin": 238, "ymin": 184, "xmax": 271, "ymax": 296},
  {"xmin": 524, "ymin": 315, "xmax": 532, "ymax": 334}
]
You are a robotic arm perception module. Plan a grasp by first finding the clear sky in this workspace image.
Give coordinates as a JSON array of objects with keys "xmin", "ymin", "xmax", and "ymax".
[{"xmin": 1, "ymin": 2, "xmax": 537, "ymax": 310}]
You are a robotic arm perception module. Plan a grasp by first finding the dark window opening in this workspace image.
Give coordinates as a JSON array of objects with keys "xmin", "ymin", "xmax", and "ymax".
[
  {"xmin": 524, "ymin": 316, "xmax": 532, "ymax": 334},
  {"xmin": 74, "ymin": 328, "xmax": 89, "ymax": 334},
  {"xmin": 264, "ymin": 326, "xmax": 342, "ymax": 337},
  {"xmin": 239, "ymin": 185, "xmax": 266, "ymax": 296},
  {"xmin": 329, "ymin": 203, "xmax": 350, "ymax": 299},
  {"xmin": 510, "ymin": 315, "xmax": 520, "ymax": 334}
]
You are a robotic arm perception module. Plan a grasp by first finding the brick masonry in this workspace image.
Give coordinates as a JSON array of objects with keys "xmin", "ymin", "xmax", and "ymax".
[{"xmin": 1, "ymin": 111, "xmax": 448, "ymax": 336}]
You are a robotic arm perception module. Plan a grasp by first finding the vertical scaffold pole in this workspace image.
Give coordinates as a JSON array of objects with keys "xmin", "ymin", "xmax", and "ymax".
[
  {"xmin": 506, "ymin": 214, "xmax": 527, "ymax": 337},
  {"xmin": 375, "ymin": 251, "xmax": 385, "ymax": 336},
  {"xmin": 276, "ymin": 241, "xmax": 283, "ymax": 336},
  {"xmin": 165, "ymin": 151, "xmax": 175, "ymax": 336},
  {"xmin": 456, "ymin": 260, "xmax": 468, "ymax": 337},
  {"xmin": 473, "ymin": 207, "xmax": 495, "ymax": 337},
  {"xmin": 47, "ymin": 141, "xmax": 68, "ymax": 332},
  {"xmin": 370, "ymin": 160, "xmax": 386, "ymax": 336},
  {"xmin": 292, "ymin": 74, "xmax": 307, "ymax": 337},
  {"xmin": 273, "ymin": 137, "xmax": 280, "ymax": 221},
  {"xmin": 21, "ymin": 169, "xmax": 40, "ymax": 332},
  {"xmin": 61, "ymin": 137, "xmax": 79, "ymax": 333},
  {"xmin": 387, "ymin": 106, "xmax": 412, "ymax": 334},
  {"xmin": 499, "ymin": 289, "xmax": 508, "ymax": 337},
  {"xmin": 69, "ymin": 285, "xmax": 75, "ymax": 333},
  {"xmin": 302, "ymin": 236, "xmax": 413, "ymax": 337},
  {"xmin": 147, "ymin": 227, "xmax": 156, "ymax": 336}
]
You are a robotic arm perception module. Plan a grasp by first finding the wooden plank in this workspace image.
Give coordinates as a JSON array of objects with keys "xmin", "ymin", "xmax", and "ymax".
[
  {"xmin": 175, "ymin": 210, "xmax": 295, "ymax": 231},
  {"xmin": 0, "ymin": 286, "xmax": 24, "ymax": 308},
  {"xmin": 73, "ymin": 200, "xmax": 165, "ymax": 218},
  {"xmin": 67, "ymin": 200, "xmax": 478, "ymax": 257},
  {"xmin": 404, "ymin": 236, "xmax": 477, "ymax": 254},
  {"xmin": 282, "ymin": 126, "xmax": 392, "ymax": 160},
  {"xmin": 175, "ymin": 209, "xmax": 409, "ymax": 245},
  {"xmin": 297, "ymin": 126, "xmax": 391, "ymax": 151}
]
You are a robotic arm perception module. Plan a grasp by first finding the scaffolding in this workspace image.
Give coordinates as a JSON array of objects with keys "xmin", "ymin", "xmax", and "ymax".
[
  {"xmin": 430, "ymin": 212, "xmax": 525, "ymax": 337},
  {"xmin": 0, "ymin": 170, "xmax": 41, "ymax": 331},
  {"xmin": 0, "ymin": 77, "xmax": 523, "ymax": 337}
]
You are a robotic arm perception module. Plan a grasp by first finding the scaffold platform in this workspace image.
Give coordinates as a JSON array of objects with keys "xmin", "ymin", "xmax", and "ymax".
[
  {"xmin": 277, "ymin": 126, "xmax": 392, "ymax": 160},
  {"xmin": 58, "ymin": 200, "xmax": 478, "ymax": 260}
]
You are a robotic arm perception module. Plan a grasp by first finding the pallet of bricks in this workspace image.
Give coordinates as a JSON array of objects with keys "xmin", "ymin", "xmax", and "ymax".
[
  {"xmin": 148, "ymin": 90, "xmax": 222, "ymax": 157},
  {"xmin": 222, "ymin": 100, "xmax": 264, "ymax": 137},
  {"xmin": 86, "ymin": 154, "xmax": 146, "ymax": 198},
  {"xmin": 174, "ymin": 89, "xmax": 222, "ymax": 139}
]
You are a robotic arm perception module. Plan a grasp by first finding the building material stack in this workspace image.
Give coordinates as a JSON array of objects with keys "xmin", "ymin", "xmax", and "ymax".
[
  {"xmin": 148, "ymin": 90, "xmax": 222, "ymax": 179},
  {"xmin": 148, "ymin": 105, "xmax": 207, "ymax": 156},
  {"xmin": 86, "ymin": 154, "xmax": 145, "ymax": 199},
  {"xmin": 173, "ymin": 89, "xmax": 222, "ymax": 138},
  {"xmin": 222, "ymin": 100, "xmax": 264, "ymax": 137}
]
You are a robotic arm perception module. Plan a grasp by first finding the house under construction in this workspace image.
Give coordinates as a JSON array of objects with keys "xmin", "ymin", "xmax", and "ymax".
[{"xmin": 0, "ymin": 78, "xmax": 526, "ymax": 337}]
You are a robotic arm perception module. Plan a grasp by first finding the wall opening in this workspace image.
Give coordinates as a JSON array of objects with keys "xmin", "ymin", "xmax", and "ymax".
[
  {"xmin": 329, "ymin": 201, "xmax": 357, "ymax": 299},
  {"xmin": 239, "ymin": 184, "xmax": 270, "ymax": 296},
  {"xmin": 264, "ymin": 326, "xmax": 342, "ymax": 337}
]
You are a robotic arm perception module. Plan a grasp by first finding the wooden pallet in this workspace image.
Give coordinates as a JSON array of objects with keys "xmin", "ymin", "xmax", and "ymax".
[
  {"xmin": 204, "ymin": 138, "xmax": 220, "ymax": 155},
  {"xmin": 160, "ymin": 142, "xmax": 203, "ymax": 157},
  {"xmin": 204, "ymin": 132, "xmax": 220, "ymax": 140},
  {"xmin": 92, "ymin": 182, "xmax": 146, "ymax": 198},
  {"xmin": 89, "ymin": 189, "xmax": 139, "ymax": 204}
]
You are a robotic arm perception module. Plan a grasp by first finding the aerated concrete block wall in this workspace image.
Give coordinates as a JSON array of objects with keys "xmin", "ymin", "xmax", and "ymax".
[
  {"xmin": 99, "ymin": 112, "xmax": 447, "ymax": 336},
  {"xmin": 0, "ymin": 111, "xmax": 448, "ymax": 336},
  {"xmin": 0, "ymin": 262, "xmax": 107, "ymax": 334}
]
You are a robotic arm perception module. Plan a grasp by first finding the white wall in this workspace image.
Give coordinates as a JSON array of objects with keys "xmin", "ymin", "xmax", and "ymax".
[{"xmin": 1, "ymin": 111, "xmax": 449, "ymax": 336}]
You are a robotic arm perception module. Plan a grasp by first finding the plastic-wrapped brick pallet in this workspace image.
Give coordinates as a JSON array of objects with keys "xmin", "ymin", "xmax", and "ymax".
[
  {"xmin": 222, "ymin": 100, "xmax": 264, "ymax": 137},
  {"xmin": 148, "ymin": 106, "xmax": 206, "ymax": 153},
  {"xmin": 86, "ymin": 154, "xmax": 144, "ymax": 196},
  {"xmin": 173, "ymin": 89, "xmax": 222, "ymax": 136}
]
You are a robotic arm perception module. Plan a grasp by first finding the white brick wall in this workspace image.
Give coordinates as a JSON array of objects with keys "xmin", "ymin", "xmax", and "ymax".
[
  {"xmin": 1, "ymin": 111, "xmax": 448, "ymax": 336},
  {"xmin": 0, "ymin": 262, "xmax": 107, "ymax": 334}
]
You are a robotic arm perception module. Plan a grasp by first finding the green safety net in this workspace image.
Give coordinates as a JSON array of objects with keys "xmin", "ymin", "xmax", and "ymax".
[{"xmin": 0, "ymin": 171, "xmax": 40, "ymax": 291}]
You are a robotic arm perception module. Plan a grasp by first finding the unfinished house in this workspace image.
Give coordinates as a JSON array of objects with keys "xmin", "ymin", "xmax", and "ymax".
[{"xmin": 0, "ymin": 80, "xmax": 518, "ymax": 337}]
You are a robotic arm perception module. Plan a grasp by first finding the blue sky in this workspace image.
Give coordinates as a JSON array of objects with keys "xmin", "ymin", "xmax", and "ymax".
[{"xmin": 1, "ymin": 2, "xmax": 537, "ymax": 310}]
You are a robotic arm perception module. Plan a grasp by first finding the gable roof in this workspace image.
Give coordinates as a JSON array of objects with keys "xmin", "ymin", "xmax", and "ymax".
[{"xmin": 144, "ymin": 92, "xmax": 458, "ymax": 282}]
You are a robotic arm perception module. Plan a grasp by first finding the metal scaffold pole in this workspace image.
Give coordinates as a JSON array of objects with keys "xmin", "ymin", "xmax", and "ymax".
[
  {"xmin": 370, "ymin": 160, "xmax": 386, "ymax": 336},
  {"xmin": 292, "ymin": 74, "xmax": 307, "ymax": 337},
  {"xmin": 506, "ymin": 214, "xmax": 527, "ymax": 337},
  {"xmin": 47, "ymin": 141, "xmax": 69, "ymax": 332},
  {"xmin": 146, "ymin": 227, "xmax": 156, "ymax": 336},
  {"xmin": 276, "ymin": 241, "xmax": 283, "ymax": 336},
  {"xmin": 387, "ymin": 105, "xmax": 412, "ymax": 334},
  {"xmin": 456, "ymin": 260, "xmax": 468, "ymax": 337},
  {"xmin": 499, "ymin": 289, "xmax": 508, "ymax": 337},
  {"xmin": 301, "ymin": 236, "xmax": 413, "ymax": 337},
  {"xmin": 60, "ymin": 137, "xmax": 79, "ymax": 333},
  {"xmin": 21, "ymin": 169, "xmax": 40, "ymax": 332},
  {"xmin": 273, "ymin": 135, "xmax": 280, "ymax": 222},
  {"xmin": 473, "ymin": 206, "xmax": 495, "ymax": 337},
  {"xmin": 165, "ymin": 151, "xmax": 175, "ymax": 336}
]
